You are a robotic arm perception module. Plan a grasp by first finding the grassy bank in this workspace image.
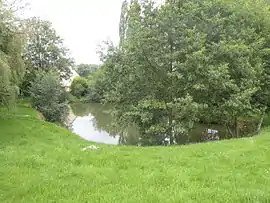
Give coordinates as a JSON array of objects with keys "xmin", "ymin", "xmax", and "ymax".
[{"xmin": 1, "ymin": 104, "xmax": 270, "ymax": 202}]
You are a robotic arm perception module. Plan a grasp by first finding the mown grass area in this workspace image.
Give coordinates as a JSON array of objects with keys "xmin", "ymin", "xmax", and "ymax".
[{"xmin": 1, "ymin": 104, "xmax": 270, "ymax": 202}]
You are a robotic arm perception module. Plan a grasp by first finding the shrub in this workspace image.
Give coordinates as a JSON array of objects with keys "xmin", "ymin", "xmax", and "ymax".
[
  {"xmin": 87, "ymin": 68, "xmax": 107, "ymax": 103},
  {"xmin": 70, "ymin": 76, "xmax": 88, "ymax": 98},
  {"xmin": 29, "ymin": 71, "xmax": 68, "ymax": 122}
]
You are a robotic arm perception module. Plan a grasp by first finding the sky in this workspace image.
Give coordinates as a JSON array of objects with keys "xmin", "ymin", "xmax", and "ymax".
[{"xmin": 22, "ymin": 0, "xmax": 123, "ymax": 65}]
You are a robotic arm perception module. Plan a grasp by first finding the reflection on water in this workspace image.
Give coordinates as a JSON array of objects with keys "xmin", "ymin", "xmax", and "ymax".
[
  {"xmin": 70, "ymin": 103, "xmax": 140, "ymax": 145},
  {"xmin": 69, "ymin": 103, "xmax": 228, "ymax": 145},
  {"xmin": 72, "ymin": 116, "xmax": 120, "ymax": 144}
]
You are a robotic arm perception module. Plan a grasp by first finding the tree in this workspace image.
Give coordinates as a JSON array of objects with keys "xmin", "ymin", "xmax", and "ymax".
[
  {"xmin": 119, "ymin": 0, "xmax": 128, "ymax": 47},
  {"xmin": 103, "ymin": 0, "xmax": 200, "ymax": 145},
  {"xmin": 76, "ymin": 64, "xmax": 99, "ymax": 77},
  {"xmin": 87, "ymin": 67, "xmax": 108, "ymax": 102},
  {"xmin": 0, "ymin": 0, "xmax": 25, "ymax": 106},
  {"xmin": 70, "ymin": 76, "xmax": 89, "ymax": 98},
  {"xmin": 182, "ymin": 0, "xmax": 269, "ymax": 137},
  {"xmin": 21, "ymin": 17, "xmax": 74, "ymax": 95},
  {"xmin": 29, "ymin": 71, "xmax": 68, "ymax": 122},
  {"xmin": 101, "ymin": 0, "xmax": 270, "ymax": 145}
]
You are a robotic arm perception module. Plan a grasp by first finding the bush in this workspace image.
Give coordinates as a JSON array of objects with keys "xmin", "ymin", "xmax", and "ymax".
[
  {"xmin": 29, "ymin": 71, "xmax": 68, "ymax": 122},
  {"xmin": 0, "ymin": 60, "xmax": 19, "ymax": 106},
  {"xmin": 86, "ymin": 68, "xmax": 107, "ymax": 103},
  {"xmin": 66, "ymin": 92, "xmax": 87, "ymax": 103},
  {"xmin": 70, "ymin": 76, "xmax": 88, "ymax": 98}
]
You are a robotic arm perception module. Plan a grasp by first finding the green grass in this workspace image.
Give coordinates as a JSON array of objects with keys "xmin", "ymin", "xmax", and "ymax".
[
  {"xmin": 0, "ymin": 99, "xmax": 39, "ymax": 118},
  {"xmin": 1, "ymin": 105, "xmax": 270, "ymax": 202}
]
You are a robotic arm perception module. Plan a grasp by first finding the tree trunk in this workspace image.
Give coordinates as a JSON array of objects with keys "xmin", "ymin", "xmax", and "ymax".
[
  {"xmin": 234, "ymin": 117, "xmax": 239, "ymax": 138},
  {"xmin": 168, "ymin": 30, "xmax": 174, "ymax": 145},
  {"xmin": 226, "ymin": 124, "xmax": 234, "ymax": 138},
  {"xmin": 168, "ymin": 110, "xmax": 174, "ymax": 144},
  {"xmin": 256, "ymin": 107, "xmax": 266, "ymax": 135}
]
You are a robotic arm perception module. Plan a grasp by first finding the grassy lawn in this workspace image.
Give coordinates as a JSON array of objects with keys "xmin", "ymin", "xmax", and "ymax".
[
  {"xmin": 1, "ymin": 105, "xmax": 270, "ymax": 202},
  {"xmin": 0, "ymin": 99, "xmax": 39, "ymax": 118}
]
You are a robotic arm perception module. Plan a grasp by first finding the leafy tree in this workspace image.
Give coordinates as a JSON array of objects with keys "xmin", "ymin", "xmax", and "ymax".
[
  {"xmin": 70, "ymin": 76, "xmax": 89, "ymax": 98},
  {"xmin": 87, "ymin": 67, "xmax": 108, "ymax": 102},
  {"xmin": 101, "ymin": 0, "xmax": 270, "ymax": 145},
  {"xmin": 103, "ymin": 0, "xmax": 200, "ymax": 145},
  {"xmin": 119, "ymin": 0, "xmax": 128, "ymax": 47},
  {"xmin": 76, "ymin": 64, "xmax": 99, "ymax": 77},
  {"xmin": 248, "ymin": 0, "xmax": 270, "ymax": 133},
  {"xmin": 29, "ymin": 71, "xmax": 68, "ymax": 122},
  {"xmin": 70, "ymin": 65, "xmax": 108, "ymax": 101},
  {"xmin": 181, "ymin": 0, "xmax": 269, "ymax": 137},
  {"xmin": 21, "ymin": 17, "xmax": 74, "ymax": 95},
  {"xmin": 0, "ymin": 0, "xmax": 25, "ymax": 106}
]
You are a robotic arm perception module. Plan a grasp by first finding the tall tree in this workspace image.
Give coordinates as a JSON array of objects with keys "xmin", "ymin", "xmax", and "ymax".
[
  {"xmin": 0, "ymin": 0, "xmax": 25, "ymax": 106},
  {"xmin": 21, "ymin": 17, "xmax": 74, "ymax": 95},
  {"xmin": 119, "ymin": 0, "xmax": 129, "ymax": 47},
  {"xmin": 104, "ymin": 0, "xmax": 200, "ymax": 145},
  {"xmin": 22, "ymin": 18, "xmax": 74, "ymax": 77},
  {"xmin": 102, "ymin": 0, "xmax": 270, "ymax": 145},
  {"xmin": 183, "ymin": 0, "xmax": 269, "ymax": 137}
]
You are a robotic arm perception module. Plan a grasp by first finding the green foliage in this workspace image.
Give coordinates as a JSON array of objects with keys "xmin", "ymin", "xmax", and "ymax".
[
  {"xmin": 29, "ymin": 71, "xmax": 68, "ymax": 122},
  {"xmin": 119, "ymin": 0, "xmax": 128, "ymax": 47},
  {"xmin": 21, "ymin": 17, "xmax": 74, "ymax": 96},
  {"xmin": 86, "ymin": 67, "xmax": 108, "ymax": 102},
  {"xmin": 0, "ymin": 54, "xmax": 15, "ymax": 106},
  {"xmin": 70, "ymin": 76, "xmax": 88, "ymax": 98},
  {"xmin": 100, "ymin": 0, "xmax": 270, "ymax": 145},
  {"xmin": 70, "ymin": 67, "xmax": 108, "ymax": 102},
  {"xmin": 0, "ymin": 1, "xmax": 25, "ymax": 106},
  {"xmin": 76, "ymin": 64, "xmax": 99, "ymax": 77},
  {"xmin": 66, "ymin": 92, "xmax": 87, "ymax": 103}
]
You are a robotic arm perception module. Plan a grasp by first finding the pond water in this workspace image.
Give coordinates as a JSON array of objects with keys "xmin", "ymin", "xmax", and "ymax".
[{"xmin": 68, "ymin": 102, "xmax": 228, "ymax": 145}]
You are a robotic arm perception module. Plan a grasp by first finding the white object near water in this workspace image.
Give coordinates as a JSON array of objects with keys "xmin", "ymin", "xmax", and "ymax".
[
  {"xmin": 62, "ymin": 68, "xmax": 79, "ymax": 92},
  {"xmin": 207, "ymin": 129, "xmax": 218, "ymax": 134},
  {"xmin": 81, "ymin": 145, "xmax": 100, "ymax": 151},
  {"xmin": 164, "ymin": 137, "xmax": 170, "ymax": 142}
]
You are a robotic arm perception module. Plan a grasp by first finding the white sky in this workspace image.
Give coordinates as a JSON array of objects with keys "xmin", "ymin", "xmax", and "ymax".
[{"xmin": 23, "ymin": 0, "xmax": 123, "ymax": 65}]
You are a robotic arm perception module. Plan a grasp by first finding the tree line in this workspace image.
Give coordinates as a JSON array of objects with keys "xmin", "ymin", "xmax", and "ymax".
[
  {"xmin": 77, "ymin": 0, "xmax": 270, "ymax": 145},
  {"xmin": 2, "ymin": 0, "xmax": 270, "ymax": 145}
]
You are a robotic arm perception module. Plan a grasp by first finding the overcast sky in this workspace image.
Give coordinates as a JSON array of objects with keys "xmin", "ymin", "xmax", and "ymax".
[{"xmin": 23, "ymin": 0, "xmax": 123, "ymax": 65}]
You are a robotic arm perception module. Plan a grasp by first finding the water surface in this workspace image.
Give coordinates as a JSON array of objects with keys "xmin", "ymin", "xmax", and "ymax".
[{"xmin": 69, "ymin": 103, "xmax": 227, "ymax": 145}]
